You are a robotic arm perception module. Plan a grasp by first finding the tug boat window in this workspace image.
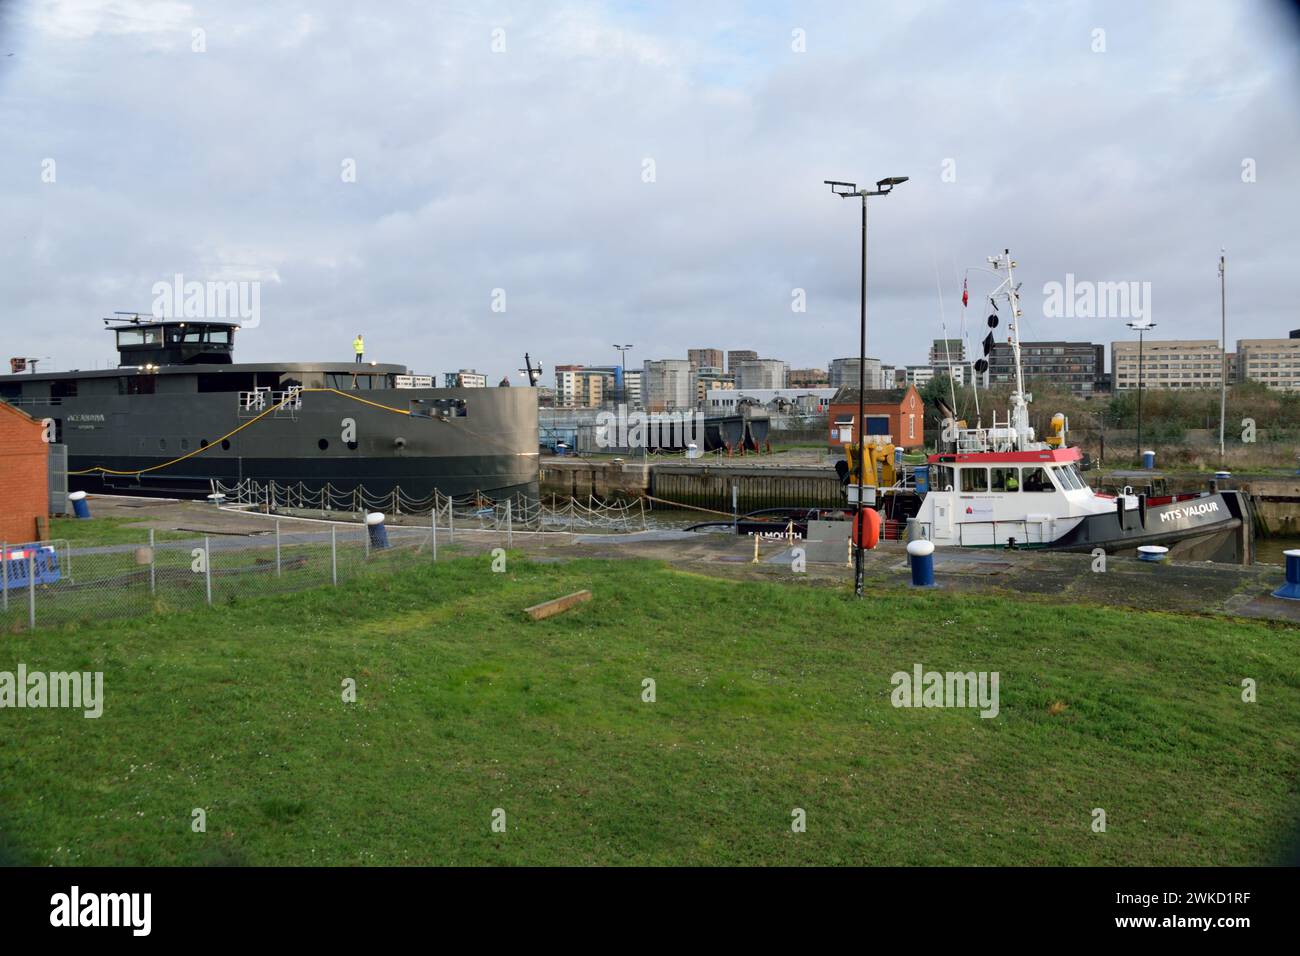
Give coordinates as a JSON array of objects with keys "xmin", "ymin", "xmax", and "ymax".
[
  {"xmin": 960, "ymin": 467, "xmax": 988, "ymax": 493},
  {"xmin": 1021, "ymin": 466, "xmax": 1054, "ymax": 492},
  {"xmin": 207, "ymin": 329, "xmax": 232, "ymax": 346},
  {"xmin": 991, "ymin": 467, "xmax": 1019, "ymax": 492},
  {"xmin": 1056, "ymin": 465, "xmax": 1084, "ymax": 491},
  {"xmin": 932, "ymin": 465, "xmax": 954, "ymax": 491},
  {"xmin": 1060, "ymin": 464, "xmax": 1089, "ymax": 490}
]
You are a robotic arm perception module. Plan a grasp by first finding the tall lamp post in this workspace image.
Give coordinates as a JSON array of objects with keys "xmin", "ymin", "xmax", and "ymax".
[
  {"xmin": 1218, "ymin": 249, "xmax": 1227, "ymax": 462},
  {"xmin": 613, "ymin": 344, "xmax": 634, "ymax": 407},
  {"xmin": 825, "ymin": 175, "xmax": 908, "ymax": 598},
  {"xmin": 1127, "ymin": 319, "xmax": 1157, "ymax": 463}
]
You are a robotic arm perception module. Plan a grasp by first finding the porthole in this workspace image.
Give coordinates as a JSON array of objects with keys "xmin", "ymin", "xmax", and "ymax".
[
  {"xmin": 221, "ymin": 439, "xmax": 231, "ymax": 451},
  {"xmin": 199, "ymin": 439, "xmax": 209, "ymax": 448},
  {"xmin": 180, "ymin": 438, "xmax": 190, "ymax": 451},
  {"xmin": 318, "ymin": 438, "xmax": 330, "ymax": 451},
  {"xmin": 159, "ymin": 438, "xmax": 167, "ymax": 451},
  {"xmin": 346, "ymin": 440, "xmax": 358, "ymax": 451}
]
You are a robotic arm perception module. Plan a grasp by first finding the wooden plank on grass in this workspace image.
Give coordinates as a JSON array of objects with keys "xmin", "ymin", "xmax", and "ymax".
[{"xmin": 523, "ymin": 589, "xmax": 592, "ymax": 621}]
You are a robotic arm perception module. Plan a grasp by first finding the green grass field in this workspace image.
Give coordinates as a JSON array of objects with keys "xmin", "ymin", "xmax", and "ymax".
[
  {"xmin": 46, "ymin": 516, "xmax": 195, "ymax": 547},
  {"xmin": 1, "ymin": 554, "xmax": 1297, "ymax": 866}
]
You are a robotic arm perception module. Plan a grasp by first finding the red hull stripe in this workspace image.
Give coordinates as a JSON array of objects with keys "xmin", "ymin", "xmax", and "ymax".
[{"xmin": 926, "ymin": 447, "xmax": 1082, "ymax": 465}]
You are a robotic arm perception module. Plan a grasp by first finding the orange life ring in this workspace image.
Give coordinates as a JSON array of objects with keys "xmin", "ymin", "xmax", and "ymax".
[{"xmin": 852, "ymin": 508, "xmax": 881, "ymax": 549}]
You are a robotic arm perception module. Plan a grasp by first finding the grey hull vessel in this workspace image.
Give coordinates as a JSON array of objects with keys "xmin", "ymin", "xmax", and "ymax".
[{"xmin": 1, "ymin": 319, "xmax": 539, "ymax": 501}]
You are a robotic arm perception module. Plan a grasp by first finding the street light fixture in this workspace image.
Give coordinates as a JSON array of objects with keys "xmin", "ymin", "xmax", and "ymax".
[
  {"xmin": 824, "ymin": 174, "xmax": 908, "ymax": 599},
  {"xmin": 1127, "ymin": 319, "xmax": 1157, "ymax": 463},
  {"xmin": 613, "ymin": 344, "xmax": 634, "ymax": 407}
]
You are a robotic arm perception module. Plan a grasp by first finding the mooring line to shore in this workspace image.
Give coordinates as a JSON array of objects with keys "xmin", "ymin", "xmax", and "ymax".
[{"xmin": 641, "ymin": 494, "xmax": 736, "ymax": 518}]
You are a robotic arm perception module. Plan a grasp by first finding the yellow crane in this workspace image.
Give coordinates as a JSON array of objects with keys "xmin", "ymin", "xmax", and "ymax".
[{"xmin": 842, "ymin": 440, "xmax": 897, "ymax": 490}]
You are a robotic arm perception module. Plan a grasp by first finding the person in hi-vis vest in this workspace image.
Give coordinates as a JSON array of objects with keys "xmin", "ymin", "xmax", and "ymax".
[{"xmin": 353, "ymin": 333, "xmax": 365, "ymax": 363}]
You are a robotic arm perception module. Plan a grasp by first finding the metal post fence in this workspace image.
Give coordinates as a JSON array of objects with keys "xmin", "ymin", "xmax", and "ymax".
[
  {"xmin": 204, "ymin": 536, "xmax": 213, "ymax": 606},
  {"xmin": 506, "ymin": 498, "xmax": 513, "ymax": 548},
  {"xmin": 149, "ymin": 529, "xmax": 156, "ymax": 595},
  {"xmin": 331, "ymin": 526, "xmax": 338, "ymax": 585},
  {"xmin": 448, "ymin": 501, "xmax": 454, "ymax": 542},
  {"xmin": 275, "ymin": 519, "xmax": 282, "ymax": 578},
  {"xmin": 28, "ymin": 553, "xmax": 36, "ymax": 631},
  {"xmin": 431, "ymin": 505, "xmax": 438, "ymax": 561}
]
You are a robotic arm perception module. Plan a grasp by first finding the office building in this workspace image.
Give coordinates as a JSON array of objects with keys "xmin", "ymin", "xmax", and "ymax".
[
  {"xmin": 988, "ymin": 341, "xmax": 1104, "ymax": 395},
  {"xmin": 1237, "ymin": 338, "xmax": 1300, "ymax": 391},
  {"xmin": 1111, "ymin": 340, "xmax": 1226, "ymax": 390},
  {"xmin": 688, "ymin": 348, "xmax": 724, "ymax": 370}
]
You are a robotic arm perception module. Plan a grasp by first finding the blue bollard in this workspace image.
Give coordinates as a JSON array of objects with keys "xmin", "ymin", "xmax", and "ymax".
[
  {"xmin": 907, "ymin": 539, "xmax": 936, "ymax": 587},
  {"xmin": 1273, "ymin": 549, "xmax": 1300, "ymax": 600},
  {"xmin": 1138, "ymin": 545, "xmax": 1168, "ymax": 563},
  {"xmin": 69, "ymin": 490, "xmax": 91, "ymax": 519},
  {"xmin": 1142, "ymin": 449, "xmax": 1156, "ymax": 470},
  {"xmin": 366, "ymin": 512, "xmax": 390, "ymax": 550}
]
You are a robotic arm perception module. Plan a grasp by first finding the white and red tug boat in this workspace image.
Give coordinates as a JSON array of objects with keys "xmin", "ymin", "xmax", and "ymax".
[{"xmin": 911, "ymin": 250, "xmax": 1250, "ymax": 560}]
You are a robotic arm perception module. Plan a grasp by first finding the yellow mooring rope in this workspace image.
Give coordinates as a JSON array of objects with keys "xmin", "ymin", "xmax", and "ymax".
[{"xmin": 68, "ymin": 387, "xmax": 415, "ymax": 477}]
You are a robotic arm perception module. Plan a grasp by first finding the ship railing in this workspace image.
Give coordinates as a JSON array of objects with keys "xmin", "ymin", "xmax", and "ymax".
[
  {"xmin": 1, "ymin": 396, "xmax": 64, "ymax": 408},
  {"xmin": 238, "ymin": 388, "xmax": 303, "ymax": 417},
  {"xmin": 955, "ymin": 428, "xmax": 991, "ymax": 454},
  {"xmin": 273, "ymin": 386, "xmax": 303, "ymax": 418}
]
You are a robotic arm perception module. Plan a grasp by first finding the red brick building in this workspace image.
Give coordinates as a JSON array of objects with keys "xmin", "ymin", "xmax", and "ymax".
[
  {"xmin": 827, "ymin": 385, "xmax": 925, "ymax": 450},
  {"xmin": 0, "ymin": 402, "xmax": 49, "ymax": 542}
]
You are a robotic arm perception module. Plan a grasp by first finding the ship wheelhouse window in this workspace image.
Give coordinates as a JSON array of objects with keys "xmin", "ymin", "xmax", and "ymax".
[
  {"xmin": 1059, "ymin": 464, "xmax": 1089, "ymax": 490},
  {"xmin": 1021, "ymin": 466, "xmax": 1054, "ymax": 492},
  {"xmin": 117, "ymin": 328, "xmax": 161, "ymax": 347},
  {"xmin": 991, "ymin": 467, "xmax": 1019, "ymax": 492},
  {"xmin": 932, "ymin": 465, "xmax": 954, "ymax": 491},
  {"xmin": 959, "ymin": 467, "xmax": 988, "ymax": 493},
  {"xmin": 50, "ymin": 379, "xmax": 78, "ymax": 400},
  {"xmin": 1053, "ymin": 465, "xmax": 1082, "ymax": 491}
]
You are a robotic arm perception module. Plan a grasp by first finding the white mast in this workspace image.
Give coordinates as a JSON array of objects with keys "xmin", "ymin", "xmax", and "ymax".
[{"xmin": 988, "ymin": 249, "xmax": 1030, "ymax": 450}]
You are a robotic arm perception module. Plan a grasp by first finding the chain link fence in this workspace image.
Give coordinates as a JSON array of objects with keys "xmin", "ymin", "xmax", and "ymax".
[
  {"xmin": 0, "ymin": 521, "xmax": 447, "ymax": 634},
  {"xmin": 0, "ymin": 488, "xmax": 651, "ymax": 634},
  {"xmin": 5, "ymin": 471, "xmax": 898, "ymax": 635}
]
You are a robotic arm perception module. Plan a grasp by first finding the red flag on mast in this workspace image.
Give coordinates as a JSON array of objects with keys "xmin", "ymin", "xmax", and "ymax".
[{"xmin": 961, "ymin": 278, "xmax": 969, "ymax": 308}]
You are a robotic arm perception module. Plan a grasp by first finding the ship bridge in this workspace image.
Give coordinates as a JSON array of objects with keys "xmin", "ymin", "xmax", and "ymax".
[{"xmin": 106, "ymin": 316, "xmax": 238, "ymax": 367}]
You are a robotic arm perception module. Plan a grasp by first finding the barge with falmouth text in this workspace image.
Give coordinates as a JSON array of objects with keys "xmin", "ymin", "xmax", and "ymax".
[{"xmin": 0, "ymin": 317, "xmax": 539, "ymax": 500}]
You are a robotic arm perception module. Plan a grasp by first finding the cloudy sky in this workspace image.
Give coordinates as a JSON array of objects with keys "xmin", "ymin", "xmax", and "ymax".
[{"xmin": 2, "ymin": 0, "xmax": 1298, "ymax": 383}]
